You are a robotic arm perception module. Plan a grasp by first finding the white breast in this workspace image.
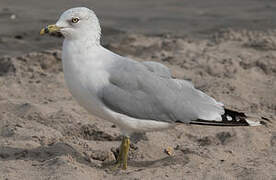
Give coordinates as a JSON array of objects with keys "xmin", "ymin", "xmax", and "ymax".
[{"xmin": 61, "ymin": 40, "xmax": 110, "ymax": 120}]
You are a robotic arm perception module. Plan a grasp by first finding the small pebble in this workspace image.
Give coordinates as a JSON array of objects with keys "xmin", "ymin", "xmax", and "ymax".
[
  {"xmin": 164, "ymin": 147, "xmax": 174, "ymax": 156},
  {"xmin": 10, "ymin": 14, "xmax": 16, "ymax": 20}
]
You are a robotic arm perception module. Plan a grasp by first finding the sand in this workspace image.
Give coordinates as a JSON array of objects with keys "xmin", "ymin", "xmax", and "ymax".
[
  {"xmin": 0, "ymin": 29, "xmax": 275, "ymax": 180},
  {"xmin": 0, "ymin": 1, "xmax": 276, "ymax": 179}
]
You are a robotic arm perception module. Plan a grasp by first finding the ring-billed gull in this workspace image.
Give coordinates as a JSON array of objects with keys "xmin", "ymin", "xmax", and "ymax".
[{"xmin": 40, "ymin": 7, "xmax": 261, "ymax": 169}]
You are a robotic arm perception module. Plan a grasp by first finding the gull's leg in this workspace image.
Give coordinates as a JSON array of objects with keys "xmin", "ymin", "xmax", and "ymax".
[
  {"xmin": 111, "ymin": 136, "xmax": 130, "ymax": 170},
  {"xmin": 122, "ymin": 136, "xmax": 130, "ymax": 170}
]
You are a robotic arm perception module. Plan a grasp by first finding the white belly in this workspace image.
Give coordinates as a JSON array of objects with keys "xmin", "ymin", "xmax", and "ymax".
[
  {"xmin": 104, "ymin": 107, "xmax": 174, "ymax": 135},
  {"xmin": 62, "ymin": 59, "xmax": 109, "ymax": 121}
]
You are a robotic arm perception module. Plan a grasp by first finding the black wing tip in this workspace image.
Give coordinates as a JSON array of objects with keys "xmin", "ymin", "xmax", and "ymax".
[
  {"xmin": 221, "ymin": 108, "xmax": 250, "ymax": 126},
  {"xmin": 190, "ymin": 119, "xmax": 250, "ymax": 126},
  {"xmin": 190, "ymin": 108, "xmax": 260, "ymax": 126}
]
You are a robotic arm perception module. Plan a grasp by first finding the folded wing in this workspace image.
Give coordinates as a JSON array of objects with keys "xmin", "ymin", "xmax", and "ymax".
[{"xmin": 101, "ymin": 58, "xmax": 225, "ymax": 124}]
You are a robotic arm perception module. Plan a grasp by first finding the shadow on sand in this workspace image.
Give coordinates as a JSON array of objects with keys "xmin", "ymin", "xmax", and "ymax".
[
  {"xmin": 0, "ymin": 142, "xmax": 98, "ymax": 168},
  {"xmin": 0, "ymin": 142, "xmax": 189, "ymax": 170}
]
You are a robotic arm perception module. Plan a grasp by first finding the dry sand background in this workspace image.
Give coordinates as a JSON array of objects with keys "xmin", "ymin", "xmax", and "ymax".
[{"xmin": 0, "ymin": 0, "xmax": 276, "ymax": 180}]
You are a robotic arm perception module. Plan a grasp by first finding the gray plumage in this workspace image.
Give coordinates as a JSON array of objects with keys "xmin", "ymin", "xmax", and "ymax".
[
  {"xmin": 101, "ymin": 57, "xmax": 225, "ymax": 124},
  {"xmin": 142, "ymin": 61, "xmax": 172, "ymax": 78}
]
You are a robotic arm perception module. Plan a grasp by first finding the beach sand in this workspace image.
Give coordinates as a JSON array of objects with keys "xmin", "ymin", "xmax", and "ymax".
[{"xmin": 0, "ymin": 1, "xmax": 275, "ymax": 179}]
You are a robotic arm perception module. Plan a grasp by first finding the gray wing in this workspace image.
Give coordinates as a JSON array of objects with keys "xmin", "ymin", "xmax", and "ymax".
[
  {"xmin": 142, "ymin": 61, "xmax": 171, "ymax": 78},
  {"xmin": 102, "ymin": 59, "xmax": 224, "ymax": 123}
]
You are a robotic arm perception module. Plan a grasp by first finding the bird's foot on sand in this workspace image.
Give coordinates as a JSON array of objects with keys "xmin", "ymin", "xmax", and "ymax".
[{"xmin": 111, "ymin": 136, "xmax": 130, "ymax": 170}]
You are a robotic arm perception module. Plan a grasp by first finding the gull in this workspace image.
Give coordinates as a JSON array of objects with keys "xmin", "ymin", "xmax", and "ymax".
[{"xmin": 40, "ymin": 7, "xmax": 261, "ymax": 169}]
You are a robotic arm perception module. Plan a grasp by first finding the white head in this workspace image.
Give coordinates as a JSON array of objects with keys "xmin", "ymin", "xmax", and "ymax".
[{"xmin": 41, "ymin": 7, "xmax": 101, "ymax": 44}]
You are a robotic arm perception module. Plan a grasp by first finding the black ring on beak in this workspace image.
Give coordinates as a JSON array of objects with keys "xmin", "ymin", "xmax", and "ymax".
[{"xmin": 44, "ymin": 27, "xmax": 49, "ymax": 33}]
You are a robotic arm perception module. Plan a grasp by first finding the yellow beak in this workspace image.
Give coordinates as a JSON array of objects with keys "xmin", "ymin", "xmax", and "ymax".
[{"xmin": 40, "ymin": 24, "xmax": 61, "ymax": 35}]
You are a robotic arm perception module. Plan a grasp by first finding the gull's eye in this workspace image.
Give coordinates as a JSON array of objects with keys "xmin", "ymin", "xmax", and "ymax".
[{"xmin": 71, "ymin": 17, "xmax": 79, "ymax": 23}]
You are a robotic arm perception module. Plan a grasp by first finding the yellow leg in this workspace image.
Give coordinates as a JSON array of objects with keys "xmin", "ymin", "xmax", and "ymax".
[
  {"xmin": 112, "ymin": 136, "xmax": 130, "ymax": 170},
  {"xmin": 122, "ymin": 136, "xmax": 130, "ymax": 170}
]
